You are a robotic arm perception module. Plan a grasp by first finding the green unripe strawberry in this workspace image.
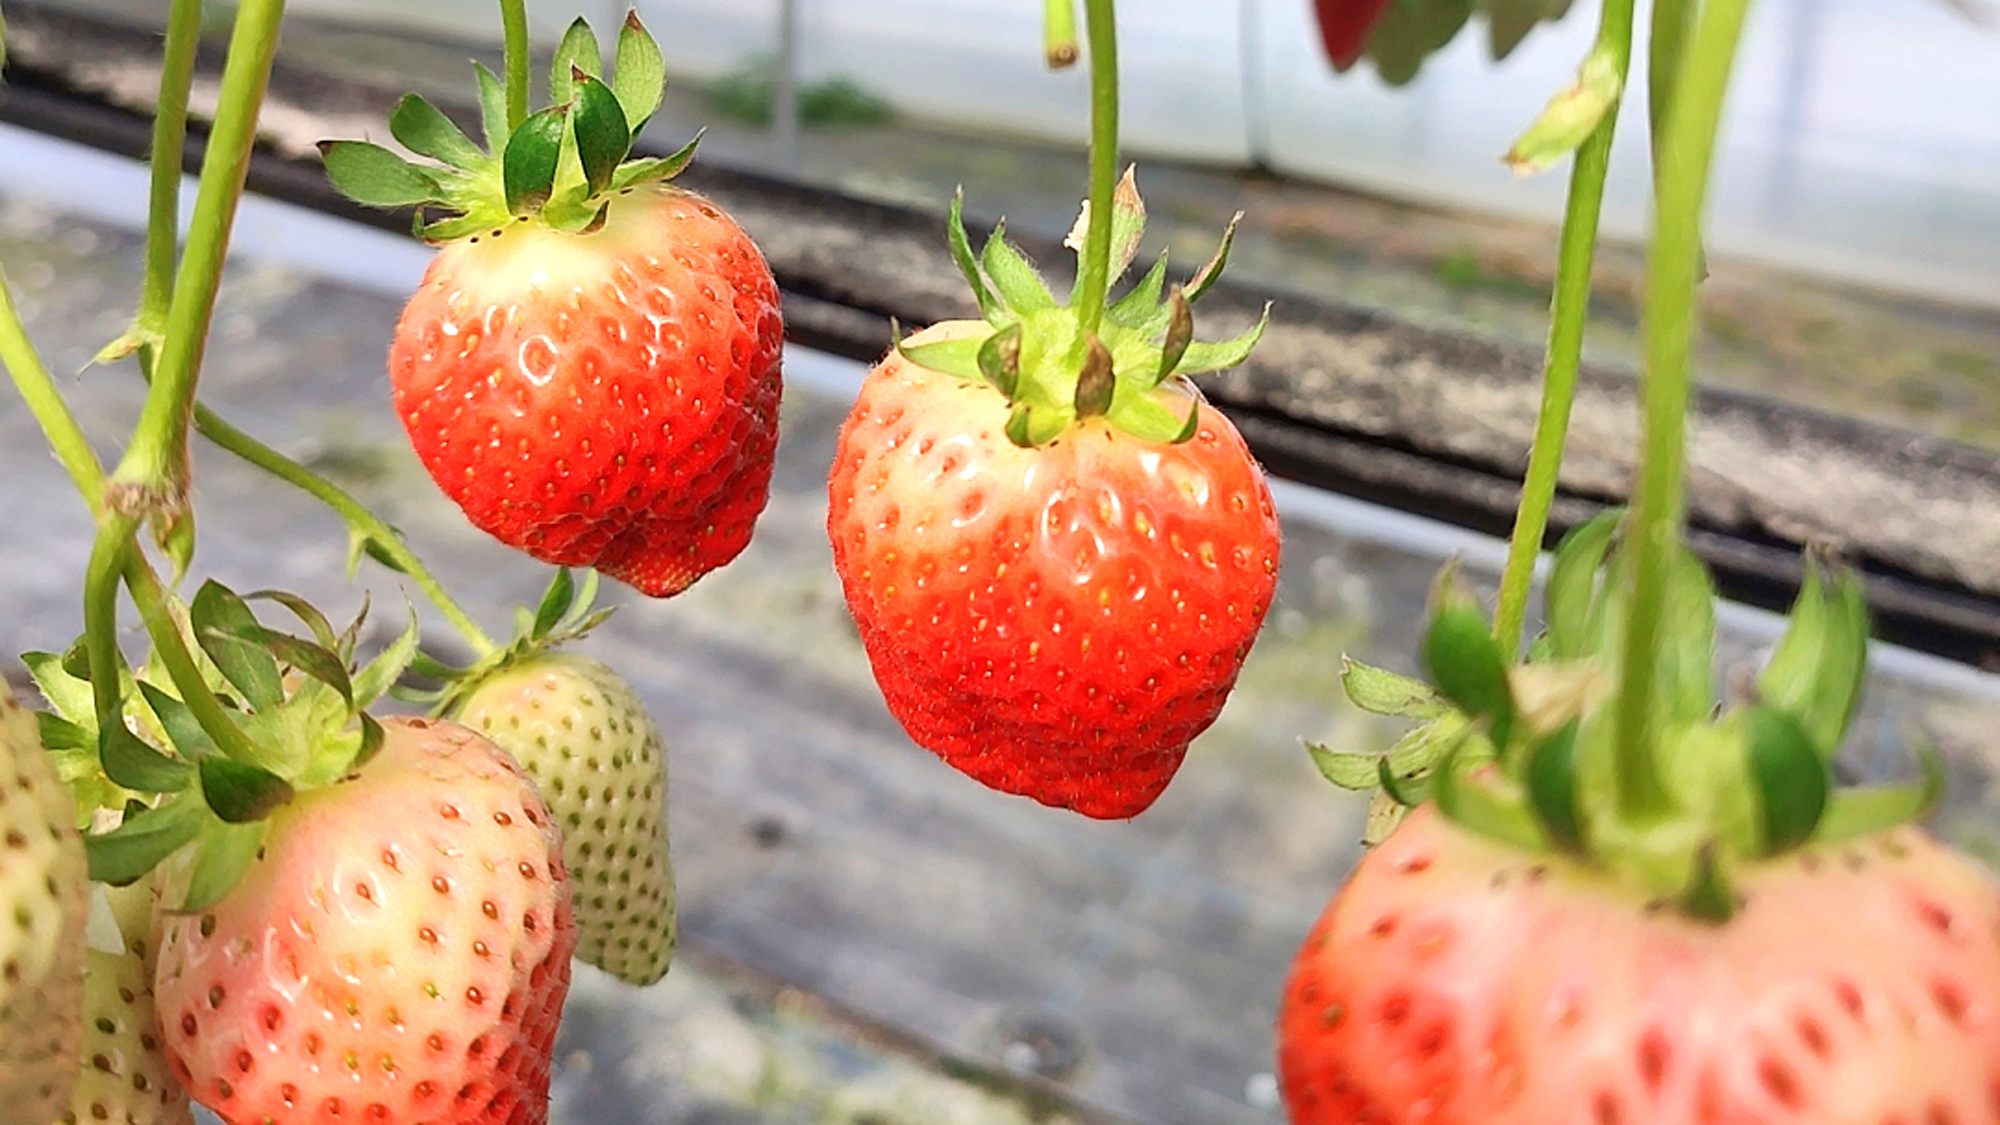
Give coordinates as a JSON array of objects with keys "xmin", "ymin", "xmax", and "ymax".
[
  {"xmin": 0, "ymin": 677, "xmax": 89, "ymax": 1118},
  {"xmin": 63, "ymin": 875, "xmax": 195, "ymax": 1125},
  {"xmin": 455, "ymin": 653, "xmax": 676, "ymax": 985}
]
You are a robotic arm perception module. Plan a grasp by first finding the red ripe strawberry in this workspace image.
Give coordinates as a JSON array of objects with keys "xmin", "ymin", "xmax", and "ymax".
[
  {"xmin": 1277, "ymin": 806, "xmax": 2000, "ymax": 1124},
  {"xmin": 829, "ymin": 319, "xmax": 1281, "ymax": 818},
  {"xmin": 1313, "ymin": 0, "xmax": 1394, "ymax": 69},
  {"xmin": 153, "ymin": 717, "xmax": 575, "ymax": 1125},
  {"xmin": 390, "ymin": 182, "xmax": 782, "ymax": 597},
  {"xmin": 325, "ymin": 16, "xmax": 782, "ymax": 598}
]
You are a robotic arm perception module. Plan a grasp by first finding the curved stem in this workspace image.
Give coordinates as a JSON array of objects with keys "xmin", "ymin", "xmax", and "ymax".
[
  {"xmin": 138, "ymin": 0, "xmax": 208, "ymax": 337},
  {"xmin": 1614, "ymin": 0, "xmax": 1755, "ymax": 818},
  {"xmin": 191, "ymin": 403, "xmax": 499, "ymax": 656},
  {"xmin": 1070, "ymin": 0, "xmax": 1120, "ymax": 334},
  {"xmin": 111, "ymin": 0, "xmax": 285, "ymax": 506},
  {"xmin": 82, "ymin": 522, "xmax": 135, "ymax": 735},
  {"xmin": 122, "ymin": 555, "xmax": 265, "ymax": 764},
  {"xmin": 500, "ymin": 0, "xmax": 531, "ymax": 132},
  {"xmin": 1493, "ymin": 0, "xmax": 1637, "ymax": 655},
  {"xmin": 1, "ymin": 271, "xmax": 105, "ymax": 509}
]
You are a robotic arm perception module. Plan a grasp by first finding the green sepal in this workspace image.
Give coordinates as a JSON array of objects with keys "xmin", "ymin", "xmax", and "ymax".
[
  {"xmin": 199, "ymin": 757, "xmax": 295, "ymax": 824},
  {"xmin": 1106, "ymin": 254, "xmax": 1169, "ymax": 330},
  {"xmin": 191, "ymin": 580, "xmax": 284, "ymax": 711},
  {"xmin": 1814, "ymin": 743, "xmax": 1944, "ymax": 844},
  {"xmin": 503, "ymin": 107, "xmax": 568, "ymax": 215},
  {"xmin": 136, "ymin": 682, "xmax": 217, "ymax": 762},
  {"xmin": 1376, "ymin": 753, "xmax": 1434, "ymax": 806},
  {"xmin": 1111, "ymin": 391, "xmax": 1200, "ymax": 445},
  {"xmin": 351, "ymin": 712, "xmax": 387, "ymax": 772},
  {"xmin": 84, "ymin": 795, "xmax": 205, "ymax": 886},
  {"xmin": 1758, "ymin": 557, "xmax": 1868, "ymax": 758},
  {"xmin": 180, "ymin": 819, "xmax": 267, "ymax": 913},
  {"xmin": 228, "ymin": 624, "xmax": 353, "ymax": 710},
  {"xmin": 36, "ymin": 712, "xmax": 90, "ymax": 754},
  {"xmin": 100, "ymin": 725, "xmax": 193, "ymax": 793},
  {"xmin": 550, "ymin": 18, "xmax": 603, "ymax": 105},
  {"xmin": 352, "ymin": 612, "xmax": 421, "ymax": 709},
  {"xmin": 1173, "ymin": 306, "xmax": 1267, "ymax": 375},
  {"xmin": 1065, "ymin": 165, "xmax": 1146, "ymax": 284},
  {"xmin": 609, "ymin": 133, "xmax": 700, "ymax": 190},
  {"xmin": 318, "ymin": 141, "xmax": 444, "ymax": 208},
  {"xmin": 1308, "ymin": 710, "xmax": 1468, "ymax": 790},
  {"xmin": 1659, "ymin": 547, "xmax": 1718, "ymax": 726},
  {"xmin": 948, "ymin": 190, "xmax": 1002, "ymax": 322},
  {"xmin": 1340, "ymin": 658, "xmax": 1448, "ymax": 718},
  {"xmin": 532, "ymin": 568, "xmax": 581, "ymax": 639},
  {"xmin": 1486, "ymin": 0, "xmax": 1575, "ymax": 59},
  {"xmin": 1006, "ymin": 401, "xmax": 1069, "ymax": 447},
  {"xmin": 1423, "ymin": 576, "xmax": 1516, "ymax": 749},
  {"xmin": 419, "ymin": 213, "xmax": 495, "ymax": 244},
  {"xmin": 1074, "ymin": 336, "xmax": 1116, "ymax": 419},
  {"xmin": 898, "ymin": 331, "xmax": 992, "ymax": 384},
  {"xmin": 1504, "ymin": 43, "xmax": 1622, "ymax": 175},
  {"xmin": 1742, "ymin": 706, "xmax": 1828, "ymax": 855},
  {"xmin": 1545, "ymin": 510, "xmax": 1619, "ymax": 658},
  {"xmin": 1431, "ymin": 740, "xmax": 1544, "ymax": 851},
  {"xmin": 612, "ymin": 11, "xmax": 667, "ymax": 130},
  {"xmin": 1365, "ymin": 0, "xmax": 1476, "ymax": 86},
  {"xmin": 981, "ymin": 222, "xmax": 1059, "ymax": 313},
  {"xmin": 571, "ymin": 73, "xmax": 632, "ymax": 195},
  {"xmin": 1157, "ymin": 288, "xmax": 1193, "ymax": 384},
  {"xmin": 1183, "ymin": 211, "xmax": 1243, "ymax": 304},
  {"xmin": 388, "ymin": 94, "xmax": 485, "ymax": 171},
  {"xmin": 979, "ymin": 323, "xmax": 1024, "ymax": 398},
  {"xmin": 474, "ymin": 61, "xmax": 509, "ymax": 148},
  {"xmin": 1524, "ymin": 722, "xmax": 1585, "ymax": 853},
  {"xmin": 24, "ymin": 649, "xmax": 94, "ymax": 726},
  {"xmin": 248, "ymin": 588, "xmax": 341, "ymax": 652},
  {"xmin": 1677, "ymin": 843, "xmax": 1737, "ymax": 923}
]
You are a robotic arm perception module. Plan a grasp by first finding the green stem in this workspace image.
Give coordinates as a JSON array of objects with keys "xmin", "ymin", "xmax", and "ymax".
[
  {"xmin": 191, "ymin": 403, "xmax": 499, "ymax": 655},
  {"xmin": 1043, "ymin": 0, "xmax": 1080, "ymax": 67},
  {"xmin": 82, "ymin": 527, "xmax": 135, "ymax": 735},
  {"xmin": 1648, "ymin": 0, "xmax": 1694, "ymax": 194},
  {"xmin": 1070, "ymin": 0, "xmax": 1120, "ymax": 335},
  {"xmin": 122, "ymin": 556, "xmax": 265, "ymax": 764},
  {"xmin": 1493, "ymin": 0, "xmax": 1637, "ymax": 656},
  {"xmin": 500, "ymin": 0, "xmax": 530, "ymax": 132},
  {"xmin": 0, "ymin": 271, "xmax": 106, "ymax": 508},
  {"xmin": 138, "ymin": 0, "xmax": 207, "ymax": 337},
  {"xmin": 110, "ymin": 0, "xmax": 285, "ymax": 509},
  {"xmin": 1614, "ymin": 0, "xmax": 1754, "ymax": 818}
]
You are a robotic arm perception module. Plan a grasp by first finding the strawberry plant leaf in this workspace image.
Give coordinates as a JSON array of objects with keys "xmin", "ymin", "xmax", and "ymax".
[
  {"xmin": 1546, "ymin": 510, "xmax": 1619, "ymax": 657},
  {"xmin": 612, "ymin": 10, "xmax": 666, "ymax": 131},
  {"xmin": 181, "ymin": 819, "xmax": 267, "ymax": 912},
  {"xmin": 948, "ymin": 191, "xmax": 1002, "ymax": 322},
  {"xmin": 1758, "ymin": 557, "xmax": 1868, "ymax": 758},
  {"xmin": 474, "ymin": 61, "xmax": 509, "ymax": 148},
  {"xmin": 192, "ymin": 580, "xmax": 284, "ymax": 711},
  {"xmin": 199, "ymin": 757, "xmax": 295, "ymax": 824},
  {"xmin": 1340, "ymin": 659, "xmax": 1447, "ymax": 718},
  {"xmin": 608, "ymin": 132, "xmax": 701, "ymax": 190},
  {"xmin": 388, "ymin": 94, "xmax": 484, "ymax": 171},
  {"xmin": 572, "ymin": 73, "xmax": 631, "ymax": 195},
  {"xmin": 1525, "ymin": 722, "xmax": 1585, "ymax": 853},
  {"xmin": 981, "ymin": 222, "xmax": 1058, "ymax": 313},
  {"xmin": 1184, "ymin": 211, "xmax": 1242, "ymax": 304},
  {"xmin": 1174, "ymin": 308, "xmax": 1268, "ymax": 374},
  {"xmin": 1743, "ymin": 706, "xmax": 1829, "ymax": 855},
  {"xmin": 503, "ymin": 107, "xmax": 568, "ymax": 215},
  {"xmin": 84, "ymin": 794, "xmax": 206, "ymax": 886},
  {"xmin": 318, "ymin": 141, "xmax": 444, "ymax": 208},
  {"xmin": 551, "ymin": 17, "xmax": 602, "ymax": 105},
  {"xmin": 136, "ymin": 681, "xmax": 218, "ymax": 761}
]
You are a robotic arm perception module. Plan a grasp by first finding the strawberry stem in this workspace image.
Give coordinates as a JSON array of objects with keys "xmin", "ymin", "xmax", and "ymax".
[
  {"xmin": 1492, "ymin": 0, "xmax": 1637, "ymax": 656},
  {"xmin": 499, "ymin": 0, "xmax": 531, "ymax": 132},
  {"xmin": 1070, "ymin": 0, "xmax": 1121, "ymax": 337},
  {"xmin": 0, "ymin": 275, "xmax": 105, "ymax": 511},
  {"xmin": 190, "ymin": 401, "xmax": 502, "ymax": 657},
  {"xmin": 1614, "ymin": 0, "xmax": 1755, "ymax": 818},
  {"xmin": 111, "ymin": 0, "xmax": 286, "ymax": 514},
  {"xmin": 138, "ymin": 0, "xmax": 205, "ymax": 343}
]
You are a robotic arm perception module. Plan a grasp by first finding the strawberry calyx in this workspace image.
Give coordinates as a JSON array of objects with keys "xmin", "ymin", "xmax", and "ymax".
[
  {"xmin": 29, "ymin": 581, "xmax": 419, "ymax": 910},
  {"xmin": 402, "ymin": 567, "xmax": 614, "ymax": 716},
  {"xmin": 900, "ymin": 169, "xmax": 1268, "ymax": 448},
  {"xmin": 319, "ymin": 12, "xmax": 696, "ymax": 241},
  {"xmin": 1318, "ymin": 513, "xmax": 1937, "ymax": 920}
]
